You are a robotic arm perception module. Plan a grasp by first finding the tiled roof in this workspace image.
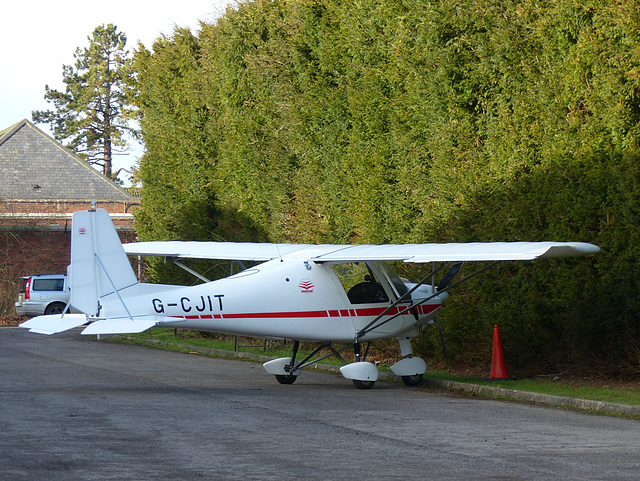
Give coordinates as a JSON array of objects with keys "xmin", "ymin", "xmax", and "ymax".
[{"xmin": 0, "ymin": 119, "xmax": 135, "ymax": 201}]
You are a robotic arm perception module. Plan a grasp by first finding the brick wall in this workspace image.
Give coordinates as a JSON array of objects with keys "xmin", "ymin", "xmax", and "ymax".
[
  {"xmin": 0, "ymin": 200, "xmax": 139, "ymax": 317},
  {"xmin": 0, "ymin": 199, "xmax": 139, "ymax": 230},
  {"xmin": 0, "ymin": 199, "xmax": 137, "ymax": 214}
]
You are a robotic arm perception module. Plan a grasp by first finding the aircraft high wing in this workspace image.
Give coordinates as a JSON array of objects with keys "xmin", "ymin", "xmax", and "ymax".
[
  {"xmin": 123, "ymin": 240, "xmax": 598, "ymax": 263},
  {"xmin": 21, "ymin": 207, "xmax": 599, "ymax": 389}
]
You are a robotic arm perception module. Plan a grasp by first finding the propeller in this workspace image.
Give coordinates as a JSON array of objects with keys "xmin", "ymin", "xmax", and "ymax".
[{"xmin": 437, "ymin": 262, "xmax": 463, "ymax": 291}]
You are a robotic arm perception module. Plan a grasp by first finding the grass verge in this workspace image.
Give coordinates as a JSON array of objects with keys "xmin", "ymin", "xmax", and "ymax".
[{"xmin": 115, "ymin": 328, "xmax": 640, "ymax": 407}]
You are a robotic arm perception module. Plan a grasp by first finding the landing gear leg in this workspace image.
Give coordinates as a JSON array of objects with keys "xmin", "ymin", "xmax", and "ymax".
[
  {"xmin": 274, "ymin": 340, "xmax": 299, "ymax": 385},
  {"xmin": 288, "ymin": 340, "xmax": 300, "ymax": 370}
]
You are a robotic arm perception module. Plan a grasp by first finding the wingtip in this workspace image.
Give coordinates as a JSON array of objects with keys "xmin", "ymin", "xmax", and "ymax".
[
  {"xmin": 540, "ymin": 242, "xmax": 601, "ymax": 258},
  {"xmin": 571, "ymin": 242, "xmax": 601, "ymax": 255}
]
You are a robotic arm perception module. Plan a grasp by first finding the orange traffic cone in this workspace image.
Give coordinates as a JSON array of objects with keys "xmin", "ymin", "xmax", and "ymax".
[{"xmin": 489, "ymin": 325, "xmax": 510, "ymax": 379}]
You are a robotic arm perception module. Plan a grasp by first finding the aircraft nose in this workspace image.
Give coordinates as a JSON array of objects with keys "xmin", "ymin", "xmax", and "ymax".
[{"xmin": 435, "ymin": 291, "xmax": 450, "ymax": 302}]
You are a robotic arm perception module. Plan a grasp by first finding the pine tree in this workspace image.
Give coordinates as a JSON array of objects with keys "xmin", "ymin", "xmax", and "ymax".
[{"xmin": 32, "ymin": 24, "xmax": 138, "ymax": 181}]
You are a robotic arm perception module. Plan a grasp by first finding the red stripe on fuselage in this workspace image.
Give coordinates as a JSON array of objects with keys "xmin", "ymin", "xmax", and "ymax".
[
  {"xmin": 222, "ymin": 310, "xmax": 330, "ymax": 319},
  {"xmin": 168, "ymin": 304, "xmax": 440, "ymax": 321}
]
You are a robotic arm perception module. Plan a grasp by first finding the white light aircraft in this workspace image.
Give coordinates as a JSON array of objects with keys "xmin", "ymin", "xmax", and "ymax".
[{"xmin": 21, "ymin": 207, "xmax": 600, "ymax": 389}]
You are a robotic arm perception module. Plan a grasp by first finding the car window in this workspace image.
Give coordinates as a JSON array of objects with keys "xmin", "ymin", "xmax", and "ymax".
[{"xmin": 32, "ymin": 278, "xmax": 65, "ymax": 292}]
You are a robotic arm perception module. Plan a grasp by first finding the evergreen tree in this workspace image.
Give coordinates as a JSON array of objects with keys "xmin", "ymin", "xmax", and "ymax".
[{"xmin": 32, "ymin": 24, "xmax": 138, "ymax": 181}]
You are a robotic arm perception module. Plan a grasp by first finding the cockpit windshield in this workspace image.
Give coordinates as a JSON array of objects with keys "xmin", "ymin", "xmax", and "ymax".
[{"xmin": 375, "ymin": 261, "xmax": 410, "ymax": 300}]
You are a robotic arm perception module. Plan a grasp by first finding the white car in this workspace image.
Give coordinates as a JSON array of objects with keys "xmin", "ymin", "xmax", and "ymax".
[{"xmin": 15, "ymin": 274, "xmax": 71, "ymax": 316}]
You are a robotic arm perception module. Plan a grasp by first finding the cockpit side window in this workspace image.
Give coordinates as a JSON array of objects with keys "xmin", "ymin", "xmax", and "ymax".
[{"xmin": 329, "ymin": 262, "xmax": 389, "ymax": 304}]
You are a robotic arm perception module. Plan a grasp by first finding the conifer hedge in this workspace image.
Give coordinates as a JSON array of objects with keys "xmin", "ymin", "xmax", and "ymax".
[{"xmin": 134, "ymin": 0, "xmax": 640, "ymax": 376}]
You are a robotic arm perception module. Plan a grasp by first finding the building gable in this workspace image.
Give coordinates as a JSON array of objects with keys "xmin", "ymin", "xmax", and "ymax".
[
  {"xmin": 0, "ymin": 119, "xmax": 141, "ymax": 316},
  {"xmin": 0, "ymin": 119, "xmax": 134, "ymax": 201}
]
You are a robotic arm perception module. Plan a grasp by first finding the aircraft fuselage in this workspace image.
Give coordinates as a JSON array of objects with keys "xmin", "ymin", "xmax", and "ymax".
[{"xmin": 100, "ymin": 258, "xmax": 445, "ymax": 342}]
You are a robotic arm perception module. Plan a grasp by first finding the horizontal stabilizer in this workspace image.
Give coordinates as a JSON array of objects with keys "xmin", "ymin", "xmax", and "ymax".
[
  {"xmin": 20, "ymin": 314, "xmax": 88, "ymax": 335},
  {"xmin": 81, "ymin": 318, "xmax": 158, "ymax": 335}
]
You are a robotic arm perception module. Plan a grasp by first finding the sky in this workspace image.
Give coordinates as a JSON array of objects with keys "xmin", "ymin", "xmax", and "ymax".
[{"xmin": 1, "ymin": 0, "xmax": 236, "ymax": 185}]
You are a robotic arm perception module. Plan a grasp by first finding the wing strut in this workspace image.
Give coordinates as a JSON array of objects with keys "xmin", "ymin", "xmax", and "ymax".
[
  {"xmin": 171, "ymin": 258, "xmax": 211, "ymax": 283},
  {"xmin": 356, "ymin": 261, "xmax": 501, "ymax": 339},
  {"xmin": 168, "ymin": 258, "xmax": 246, "ymax": 283}
]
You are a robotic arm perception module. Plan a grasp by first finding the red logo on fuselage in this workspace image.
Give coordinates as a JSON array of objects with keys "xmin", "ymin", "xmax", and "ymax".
[{"xmin": 299, "ymin": 279, "xmax": 314, "ymax": 293}]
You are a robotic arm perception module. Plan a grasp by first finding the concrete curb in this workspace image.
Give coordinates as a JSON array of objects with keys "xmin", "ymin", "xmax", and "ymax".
[
  {"xmin": 423, "ymin": 378, "xmax": 640, "ymax": 417},
  {"xmin": 138, "ymin": 338, "xmax": 640, "ymax": 417}
]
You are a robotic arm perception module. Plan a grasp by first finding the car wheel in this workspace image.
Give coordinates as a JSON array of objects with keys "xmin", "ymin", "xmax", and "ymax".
[{"xmin": 45, "ymin": 303, "xmax": 66, "ymax": 315}]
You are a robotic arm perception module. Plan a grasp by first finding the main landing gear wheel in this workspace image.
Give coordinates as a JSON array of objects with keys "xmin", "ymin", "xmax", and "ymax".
[
  {"xmin": 275, "ymin": 375, "xmax": 297, "ymax": 385},
  {"xmin": 401, "ymin": 374, "xmax": 424, "ymax": 386},
  {"xmin": 352, "ymin": 380, "xmax": 375, "ymax": 390}
]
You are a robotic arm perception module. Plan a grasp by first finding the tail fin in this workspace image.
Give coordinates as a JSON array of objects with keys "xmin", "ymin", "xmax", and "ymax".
[{"xmin": 70, "ymin": 208, "xmax": 138, "ymax": 316}]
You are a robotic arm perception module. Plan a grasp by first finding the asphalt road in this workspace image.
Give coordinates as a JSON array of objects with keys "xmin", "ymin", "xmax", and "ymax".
[{"xmin": 1, "ymin": 328, "xmax": 639, "ymax": 480}]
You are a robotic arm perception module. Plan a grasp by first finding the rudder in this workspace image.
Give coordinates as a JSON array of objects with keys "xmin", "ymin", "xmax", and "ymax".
[{"xmin": 70, "ymin": 208, "xmax": 137, "ymax": 316}]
